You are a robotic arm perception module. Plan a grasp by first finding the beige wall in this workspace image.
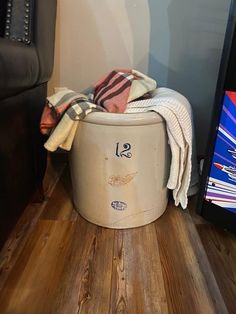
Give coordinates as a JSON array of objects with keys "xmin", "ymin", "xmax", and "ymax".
[
  {"xmin": 48, "ymin": 0, "xmax": 150, "ymax": 94},
  {"xmin": 48, "ymin": 0, "xmax": 230, "ymax": 155}
]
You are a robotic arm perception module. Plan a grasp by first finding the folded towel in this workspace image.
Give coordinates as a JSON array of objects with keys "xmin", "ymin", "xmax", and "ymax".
[
  {"xmin": 40, "ymin": 89, "xmax": 104, "ymax": 151},
  {"xmin": 94, "ymin": 69, "xmax": 157, "ymax": 113},
  {"xmin": 125, "ymin": 87, "xmax": 199, "ymax": 209}
]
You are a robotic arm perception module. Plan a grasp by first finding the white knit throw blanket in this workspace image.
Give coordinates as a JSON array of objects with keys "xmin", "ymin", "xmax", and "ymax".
[{"xmin": 125, "ymin": 87, "xmax": 198, "ymax": 209}]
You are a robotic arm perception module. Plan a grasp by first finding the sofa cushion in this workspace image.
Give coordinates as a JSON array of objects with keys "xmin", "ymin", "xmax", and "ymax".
[{"xmin": 0, "ymin": 37, "xmax": 39, "ymax": 100}]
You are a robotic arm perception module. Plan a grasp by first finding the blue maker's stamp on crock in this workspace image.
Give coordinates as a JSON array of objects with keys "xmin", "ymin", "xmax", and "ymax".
[{"xmin": 111, "ymin": 201, "xmax": 127, "ymax": 211}]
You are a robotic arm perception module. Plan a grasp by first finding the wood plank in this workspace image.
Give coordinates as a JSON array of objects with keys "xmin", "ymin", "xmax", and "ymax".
[
  {"xmin": 40, "ymin": 166, "xmax": 78, "ymax": 221},
  {"xmin": 188, "ymin": 196, "xmax": 208, "ymax": 225},
  {"xmin": 155, "ymin": 203, "xmax": 227, "ymax": 314},
  {"xmin": 43, "ymin": 153, "xmax": 67, "ymax": 196},
  {"xmin": 197, "ymin": 224, "xmax": 236, "ymax": 314},
  {"xmin": 0, "ymin": 220, "xmax": 76, "ymax": 314},
  {"xmin": 1, "ymin": 156, "xmax": 234, "ymax": 314},
  {"xmin": 110, "ymin": 224, "xmax": 168, "ymax": 313},
  {"xmin": 184, "ymin": 211, "xmax": 229, "ymax": 313},
  {"xmin": 0, "ymin": 203, "xmax": 42, "ymax": 292},
  {"xmin": 51, "ymin": 216, "xmax": 115, "ymax": 314},
  {"xmin": 0, "ymin": 157, "xmax": 64, "ymax": 292}
]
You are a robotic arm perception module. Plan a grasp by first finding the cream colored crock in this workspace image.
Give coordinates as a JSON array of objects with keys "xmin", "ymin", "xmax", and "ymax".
[{"xmin": 69, "ymin": 112, "xmax": 170, "ymax": 228}]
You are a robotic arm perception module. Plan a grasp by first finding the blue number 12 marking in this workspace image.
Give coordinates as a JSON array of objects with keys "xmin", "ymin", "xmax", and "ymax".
[{"xmin": 115, "ymin": 142, "xmax": 132, "ymax": 158}]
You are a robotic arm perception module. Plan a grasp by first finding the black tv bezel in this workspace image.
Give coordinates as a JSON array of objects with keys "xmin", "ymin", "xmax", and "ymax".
[{"xmin": 197, "ymin": 0, "xmax": 236, "ymax": 234}]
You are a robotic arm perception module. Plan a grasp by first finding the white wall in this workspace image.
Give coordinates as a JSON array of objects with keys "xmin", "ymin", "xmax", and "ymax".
[
  {"xmin": 49, "ymin": 0, "xmax": 231, "ymax": 154},
  {"xmin": 49, "ymin": 0, "xmax": 150, "ymax": 92}
]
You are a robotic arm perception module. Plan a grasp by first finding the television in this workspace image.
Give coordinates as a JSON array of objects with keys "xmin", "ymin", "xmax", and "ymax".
[{"xmin": 197, "ymin": 0, "xmax": 236, "ymax": 233}]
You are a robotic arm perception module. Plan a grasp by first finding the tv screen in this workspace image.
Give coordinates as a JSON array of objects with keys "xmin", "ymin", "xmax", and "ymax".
[
  {"xmin": 204, "ymin": 91, "xmax": 236, "ymax": 213},
  {"xmin": 197, "ymin": 0, "xmax": 236, "ymax": 233}
]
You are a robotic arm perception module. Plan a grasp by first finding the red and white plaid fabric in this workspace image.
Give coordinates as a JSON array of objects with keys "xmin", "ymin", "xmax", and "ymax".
[
  {"xmin": 94, "ymin": 69, "xmax": 157, "ymax": 113},
  {"xmin": 94, "ymin": 69, "xmax": 134, "ymax": 113}
]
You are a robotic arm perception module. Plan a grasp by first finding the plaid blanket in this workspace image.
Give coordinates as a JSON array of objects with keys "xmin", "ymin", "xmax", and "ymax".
[
  {"xmin": 40, "ymin": 89, "xmax": 104, "ymax": 151},
  {"xmin": 94, "ymin": 69, "xmax": 157, "ymax": 112},
  {"xmin": 40, "ymin": 70, "xmax": 157, "ymax": 151}
]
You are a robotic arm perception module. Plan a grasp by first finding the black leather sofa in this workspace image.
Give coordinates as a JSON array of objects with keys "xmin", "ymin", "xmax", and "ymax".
[{"xmin": 0, "ymin": 0, "xmax": 57, "ymax": 247}]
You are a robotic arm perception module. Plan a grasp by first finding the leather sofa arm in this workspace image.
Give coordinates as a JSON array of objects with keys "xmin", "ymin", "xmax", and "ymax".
[
  {"xmin": 2, "ymin": 0, "xmax": 57, "ymax": 86},
  {"xmin": 0, "ymin": 38, "xmax": 39, "ymax": 100},
  {"xmin": 34, "ymin": 0, "xmax": 57, "ymax": 84}
]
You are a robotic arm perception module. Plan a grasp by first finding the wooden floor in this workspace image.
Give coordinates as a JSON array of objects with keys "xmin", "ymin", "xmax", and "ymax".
[{"xmin": 0, "ymin": 156, "xmax": 235, "ymax": 314}]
